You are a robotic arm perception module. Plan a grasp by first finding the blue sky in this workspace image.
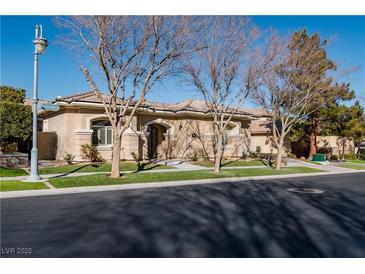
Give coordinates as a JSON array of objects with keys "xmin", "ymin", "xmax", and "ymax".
[{"xmin": 1, "ymin": 16, "xmax": 364, "ymax": 107}]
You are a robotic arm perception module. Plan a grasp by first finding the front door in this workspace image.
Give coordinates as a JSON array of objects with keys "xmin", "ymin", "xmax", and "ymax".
[{"xmin": 148, "ymin": 125, "xmax": 158, "ymax": 159}]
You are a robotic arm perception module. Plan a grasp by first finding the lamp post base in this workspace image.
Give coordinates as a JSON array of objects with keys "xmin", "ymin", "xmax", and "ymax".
[
  {"xmin": 27, "ymin": 147, "xmax": 40, "ymax": 182},
  {"xmin": 23, "ymin": 174, "xmax": 43, "ymax": 182}
]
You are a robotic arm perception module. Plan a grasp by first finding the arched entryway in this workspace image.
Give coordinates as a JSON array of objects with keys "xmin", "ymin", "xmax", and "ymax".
[{"xmin": 147, "ymin": 123, "xmax": 168, "ymax": 159}]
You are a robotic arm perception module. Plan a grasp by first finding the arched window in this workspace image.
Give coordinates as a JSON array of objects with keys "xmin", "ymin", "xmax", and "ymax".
[{"xmin": 91, "ymin": 120, "xmax": 112, "ymax": 146}]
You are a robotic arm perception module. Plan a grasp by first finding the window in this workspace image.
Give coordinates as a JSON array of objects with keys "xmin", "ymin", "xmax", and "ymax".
[
  {"xmin": 223, "ymin": 130, "xmax": 230, "ymax": 146},
  {"xmin": 91, "ymin": 120, "xmax": 112, "ymax": 146},
  {"xmin": 256, "ymin": 146, "xmax": 261, "ymax": 153}
]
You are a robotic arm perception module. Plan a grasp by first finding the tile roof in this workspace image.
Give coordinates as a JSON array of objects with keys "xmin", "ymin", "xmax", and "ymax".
[
  {"xmin": 250, "ymin": 119, "xmax": 272, "ymax": 133},
  {"xmin": 55, "ymin": 91, "xmax": 266, "ymax": 117}
]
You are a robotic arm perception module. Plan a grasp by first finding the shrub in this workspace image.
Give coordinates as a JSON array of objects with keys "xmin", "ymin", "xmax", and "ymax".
[
  {"xmin": 344, "ymin": 153, "xmax": 357, "ymax": 160},
  {"xmin": 197, "ymin": 148, "xmax": 210, "ymax": 161},
  {"xmin": 130, "ymin": 152, "xmax": 139, "ymax": 163},
  {"xmin": 329, "ymin": 155, "xmax": 338, "ymax": 161},
  {"xmin": 202, "ymin": 155, "xmax": 210, "ymax": 161},
  {"xmin": 80, "ymin": 144, "xmax": 103, "ymax": 162},
  {"xmin": 188, "ymin": 151, "xmax": 198, "ymax": 162},
  {"xmin": 240, "ymin": 151, "xmax": 247, "ymax": 160},
  {"xmin": 317, "ymin": 147, "xmax": 332, "ymax": 154},
  {"xmin": 287, "ymin": 152, "xmax": 297, "ymax": 159},
  {"xmin": 63, "ymin": 152, "xmax": 75, "ymax": 165},
  {"xmin": 357, "ymin": 151, "xmax": 365, "ymax": 160},
  {"xmin": 1, "ymin": 142, "xmax": 17, "ymax": 153},
  {"xmin": 130, "ymin": 152, "xmax": 146, "ymax": 170}
]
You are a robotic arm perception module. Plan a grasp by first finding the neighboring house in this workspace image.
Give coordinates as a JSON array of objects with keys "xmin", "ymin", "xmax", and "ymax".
[
  {"xmin": 39, "ymin": 92, "xmax": 265, "ymax": 162},
  {"xmin": 291, "ymin": 137, "xmax": 355, "ymax": 159},
  {"xmin": 317, "ymin": 136, "xmax": 355, "ymax": 156}
]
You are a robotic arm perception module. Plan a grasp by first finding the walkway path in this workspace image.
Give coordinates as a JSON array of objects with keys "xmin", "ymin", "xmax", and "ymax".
[
  {"xmin": 287, "ymin": 159, "xmax": 353, "ymax": 172},
  {"xmin": 170, "ymin": 161, "xmax": 208, "ymax": 171}
]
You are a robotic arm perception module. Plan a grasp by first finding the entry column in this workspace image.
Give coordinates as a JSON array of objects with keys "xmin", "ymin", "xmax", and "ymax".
[{"xmin": 74, "ymin": 129, "xmax": 93, "ymax": 161}]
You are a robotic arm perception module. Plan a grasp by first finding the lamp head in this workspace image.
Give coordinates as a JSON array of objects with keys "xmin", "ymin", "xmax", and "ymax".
[
  {"xmin": 33, "ymin": 25, "xmax": 48, "ymax": 54},
  {"xmin": 33, "ymin": 37, "xmax": 48, "ymax": 54}
]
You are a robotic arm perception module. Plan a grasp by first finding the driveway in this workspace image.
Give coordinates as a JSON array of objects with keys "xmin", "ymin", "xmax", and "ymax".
[{"xmin": 1, "ymin": 173, "xmax": 365, "ymax": 258}]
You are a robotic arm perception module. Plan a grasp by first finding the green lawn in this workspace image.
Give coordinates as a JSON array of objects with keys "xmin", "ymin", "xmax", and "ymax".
[
  {"xmin": 39, "ymin": 161, "xmax": 173, "ymax": 175},
  {"xmin": 345, "ymin": 160, "xmax": 365, "ymax": 164},
  {"xmin": 49, "ymin": 166, "xmax": 323, "ymax": 188},
  {"xmin": 192, "ymin": 159, "xmax": 264, "ymax": 168},
  {"xmin": 0, "ymin": 180, "xmax": 48, "ymax": 192},
  {"xmin": 0, "ymin": 167, "xmax": 28, "ymax": 177},
  {"xmin": 340, "ymin": 163, "xmax": 365, "ymax": 170}
]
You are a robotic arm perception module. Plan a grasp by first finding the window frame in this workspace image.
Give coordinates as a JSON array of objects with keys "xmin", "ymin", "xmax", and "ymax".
[
  {"xmin": 223, "ymin": 129, "xmax": 231, "ymax": 148},
  {"xmin": 91, "ymin": 121, "xmax": 113, "ymax": 147}
]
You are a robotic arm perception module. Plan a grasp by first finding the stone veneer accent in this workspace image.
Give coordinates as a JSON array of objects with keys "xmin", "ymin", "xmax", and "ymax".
[{"xmin": 0, "ymin": 152, "xmax": 29, "ymax": 168}]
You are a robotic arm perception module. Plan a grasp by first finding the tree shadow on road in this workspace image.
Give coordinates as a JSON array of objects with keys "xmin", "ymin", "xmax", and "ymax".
[{"xmin": 4, "ymin": 177, "xmax": 365, "ymax": 258}]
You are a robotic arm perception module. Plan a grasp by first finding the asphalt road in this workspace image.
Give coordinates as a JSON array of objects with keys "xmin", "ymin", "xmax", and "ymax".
[{"xmin": 1, "ymin": 173, "xmax": 365, "ymax": 258}]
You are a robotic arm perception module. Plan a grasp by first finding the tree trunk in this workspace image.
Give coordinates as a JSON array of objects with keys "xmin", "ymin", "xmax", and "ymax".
[
  {"xmin": 308, "ymin": 117, "xmax": 318, "ymax": 160},
  {"xmin": 111, "ymin": 134, "xmax": 122, "ymax": 178},
  {"xmin": 214, "ymin": 134, "xmax": 223, "ymax": 173},
  {"xmin": 275, "ymin": 136, "xmax": 284, "ymax": 170},
  {"xmin": 342, "ymin": 138, "xmax": 346, "ymax": 160}
]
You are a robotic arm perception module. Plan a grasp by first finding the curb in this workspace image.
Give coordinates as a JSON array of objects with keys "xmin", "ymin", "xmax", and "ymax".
[{"xmin": 1, "ymin": 170, "xmax": 364, "ymax": 199}]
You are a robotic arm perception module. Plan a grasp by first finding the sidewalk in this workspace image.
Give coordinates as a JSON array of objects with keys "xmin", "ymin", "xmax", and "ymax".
[
  {"xmin": 287, "ymin": 158, "xmax": 353, "ymax": 172},
  {"xmin": 1, "ymin": 169, "xmax": 365, "ymax": 199}
]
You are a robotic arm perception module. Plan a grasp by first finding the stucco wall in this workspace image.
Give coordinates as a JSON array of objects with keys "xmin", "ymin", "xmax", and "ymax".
[
  {"xmin": 137, "ymin": 114, "xmax": 251, "ymax": 160},
  {"xmin": 317, "ymin": 136, "xmax": 354, "ymax": 156},
  {"xmin": 43, "ymin": 108, "xmax": 140, "ymax": 161},
  {"xmin": 42, "ymin": 106, "xmax": 251, "ymax": 162},
  {"xmin": 43, "ymin": 110, "xmax": 68, "ymax": 160},
  {"xmin": 250, "ymin": 134, "xmax": 278, "ymax": 154}
]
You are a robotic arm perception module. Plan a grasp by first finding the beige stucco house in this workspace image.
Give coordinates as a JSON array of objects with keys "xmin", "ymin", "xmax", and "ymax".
[
  {"xmin": 37, "ymin": 91, "xmax": 356, "ymax": 162},
  {"xmin": 38, "ymin": 92, "xmax": 276, "ymax": 162}
]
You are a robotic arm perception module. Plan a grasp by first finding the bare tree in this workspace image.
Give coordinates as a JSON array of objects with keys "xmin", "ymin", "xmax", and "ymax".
[
  {"xmin": 251, "ymin": 31, "xmax": 352, "ymax": 169},
  {"xmin": 183, "ymin": 16, "xmax": 267, "ymax": 173},
  {"xmin": 57, "ymin": 16, "xmax": 200, "ymax": 177}
]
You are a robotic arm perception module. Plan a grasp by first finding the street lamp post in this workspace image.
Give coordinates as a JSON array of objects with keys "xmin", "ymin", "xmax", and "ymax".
[{"xmin": 26, "ymin": 25, "xmax": 48, "ymax": 182}]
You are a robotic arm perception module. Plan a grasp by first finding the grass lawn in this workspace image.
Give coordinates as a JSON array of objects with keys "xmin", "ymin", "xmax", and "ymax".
[
  {"xmin": 345, "ymin": 160, "xmax": 365, "ymax": 164},
  {"xmin": 192, "ymin": 159, "xmax": 264, "ymax": 168},
  {"xmin": 39, "ymin": 161, "xmax": 173, "ymax": 175},
  {"xmin": 0, "ymin": 180, "xmax": 48, "ymax": 192},
  {"xmin": 0, "ymin": 167, "xmax": 28, "ymax": 177},
  {"xmin": 49, "ymin": 166, "xmax": 323, "ymax": 188},
  {"xmin": 340, "ymin": 163, "xmax": 365, "ymax": 170}
]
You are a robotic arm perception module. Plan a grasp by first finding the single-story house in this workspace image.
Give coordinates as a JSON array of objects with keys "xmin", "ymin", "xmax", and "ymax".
[
  {"xmin": 36, "ymin": 91, "xmax": 355, "ymax": 162},
  {"xmin": 38, "ymin": 92, "xmax": 275, "ymax": 162}
]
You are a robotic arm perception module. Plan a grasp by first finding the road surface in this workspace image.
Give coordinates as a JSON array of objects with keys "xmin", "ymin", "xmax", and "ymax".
[{"xmin": 1, "ymin": 173, "xmax": 365, "ymax": 257}]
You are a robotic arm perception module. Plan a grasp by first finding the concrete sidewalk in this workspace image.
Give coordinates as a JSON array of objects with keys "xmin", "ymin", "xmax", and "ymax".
[
  {"xmin": 1, "ymin": 169, "xmax": 365, "ymax": 199},
  {"xmin": 287, "ymin": 158, "xmax": 353, "ymax": 172}
]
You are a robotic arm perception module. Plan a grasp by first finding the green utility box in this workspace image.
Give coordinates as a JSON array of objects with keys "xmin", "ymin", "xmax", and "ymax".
[{"xmin": 312, "ymin": 153, "xmax": 327, "ymax": 162}]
